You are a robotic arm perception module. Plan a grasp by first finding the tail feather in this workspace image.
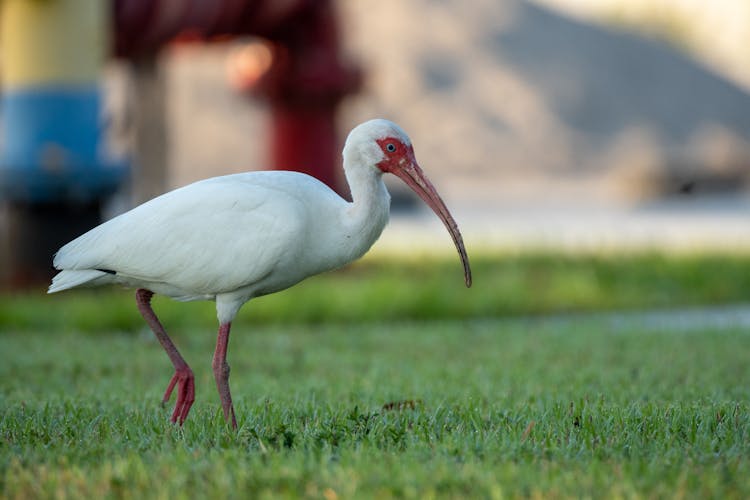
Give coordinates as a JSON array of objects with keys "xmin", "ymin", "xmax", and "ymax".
[{"xmin": 48, "ymin": 269, "xmax": 110, "ymax": 294}]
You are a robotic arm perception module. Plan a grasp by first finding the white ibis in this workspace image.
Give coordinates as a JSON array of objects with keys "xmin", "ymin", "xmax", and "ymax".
[{"xmin": 48, "ymin": 119, "xmax": 472, "ymax": 428}]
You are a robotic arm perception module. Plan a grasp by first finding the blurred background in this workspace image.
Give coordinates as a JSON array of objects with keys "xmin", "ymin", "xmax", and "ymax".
[{"xmin": 0, "ymin": 0, "xmax": 749, "ymax": 287}]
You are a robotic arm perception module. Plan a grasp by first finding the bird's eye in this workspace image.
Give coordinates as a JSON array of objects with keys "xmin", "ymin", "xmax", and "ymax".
[{"xmin": 386, "ymin": 143, "xmax": 397, "ymax": 153}]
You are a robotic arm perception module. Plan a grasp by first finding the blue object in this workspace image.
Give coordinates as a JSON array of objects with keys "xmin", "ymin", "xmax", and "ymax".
[{"xmin": 0, "ymin": 86, "xmax": 126, "ymax": 203}]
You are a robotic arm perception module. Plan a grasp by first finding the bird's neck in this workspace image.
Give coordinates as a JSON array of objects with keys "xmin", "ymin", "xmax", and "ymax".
[{"xmin": 342, "ymin": 163, "xmax": 391, "ymax": 257}]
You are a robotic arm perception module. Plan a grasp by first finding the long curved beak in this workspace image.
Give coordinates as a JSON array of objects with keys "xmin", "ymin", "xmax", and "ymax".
[{"xmin": 392, "ymin": 156, "xmax": 472, "ymax": 288}]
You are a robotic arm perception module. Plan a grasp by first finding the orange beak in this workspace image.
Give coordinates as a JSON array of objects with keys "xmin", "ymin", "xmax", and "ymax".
[{"xmin": 391, "ymin": 152, "xmax": 472, "ymax": 288}]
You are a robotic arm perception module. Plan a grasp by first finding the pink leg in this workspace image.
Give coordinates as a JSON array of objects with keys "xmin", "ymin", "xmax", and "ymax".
[
  {"xmin": 212, "ymin": 322, "xmax": 238, "ymax": 429},
  {"xmin": 135, "ymin": 288, "xmax": 195, "ymax": 425}
]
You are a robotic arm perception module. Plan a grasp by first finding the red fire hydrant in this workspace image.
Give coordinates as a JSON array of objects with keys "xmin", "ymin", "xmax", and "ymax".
[{"xmin": 114, "ymin": 0, "xmax": 361, "ymax": 195}]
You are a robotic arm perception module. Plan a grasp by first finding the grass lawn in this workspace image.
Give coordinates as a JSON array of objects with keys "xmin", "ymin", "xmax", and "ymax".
[{"xmin": 1, "ymin": 253, "xmax": 749, "ymax": 498}]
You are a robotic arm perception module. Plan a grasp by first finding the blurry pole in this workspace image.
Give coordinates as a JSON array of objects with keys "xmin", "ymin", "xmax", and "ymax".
[{"xmin": 129, "ymin": 56, "xmax": 169, "ymax": 204}]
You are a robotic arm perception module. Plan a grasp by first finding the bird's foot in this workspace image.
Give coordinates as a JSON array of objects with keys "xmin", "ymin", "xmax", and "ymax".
[
  {"xmin": 162, "ymin": 367, "xmax": 195, "ymax": 425},
  {"xmin": 224, "ymin": 402, "xmax": 238, "ymax": 430},
  {"xmin": 212, "ymin": 362, "xmax": 238, "ymax": 429}
]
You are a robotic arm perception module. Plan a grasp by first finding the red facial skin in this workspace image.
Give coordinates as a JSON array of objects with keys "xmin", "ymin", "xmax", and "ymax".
[{"xmin": 375, "ymin": 137, "xmax": 472, "ymax": 288}]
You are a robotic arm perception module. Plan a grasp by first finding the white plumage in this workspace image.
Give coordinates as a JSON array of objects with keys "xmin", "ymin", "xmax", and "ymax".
[
  {"xmin": 51, "ymin": 170, "xmax": 386, "ymax": 322},
  {"xmin": 49, "ymin": 119, "xmax": 471, "ymax": 428}
]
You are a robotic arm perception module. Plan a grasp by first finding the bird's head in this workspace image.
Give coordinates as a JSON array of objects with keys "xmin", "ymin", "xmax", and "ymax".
[{"xmin": 344, "ymin": 119, "xmax": 472, "ymax": 288}]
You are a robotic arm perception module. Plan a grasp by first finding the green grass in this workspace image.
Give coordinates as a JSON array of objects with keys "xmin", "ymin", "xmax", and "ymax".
[
  {"xmin": 2, "ymin": 252, "xmax": 750, "ymax": 332},
  {"xmin": 1, "ymin": 253, "xmax": 750, "ymax": 497}
]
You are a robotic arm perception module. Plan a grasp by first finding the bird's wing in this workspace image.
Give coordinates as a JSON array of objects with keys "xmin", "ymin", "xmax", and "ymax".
[{"xmin": 54, "ymin": 172, "xmax": 337, "ymax": 296}]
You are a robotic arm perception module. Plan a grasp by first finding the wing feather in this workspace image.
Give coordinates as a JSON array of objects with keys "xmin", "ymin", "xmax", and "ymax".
[{"xmin": 53, "ymin": 172, "xmax": 338, "ymax": 297}]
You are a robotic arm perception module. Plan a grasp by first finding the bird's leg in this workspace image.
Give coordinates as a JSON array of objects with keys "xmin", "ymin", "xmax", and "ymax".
[
  {"xmin": 212, "ymin": 322, "xmax": 238, "ymax": 429},
  {"xmin": 135, "ymin": 288, "xmax": 195, "ymax": 425}
]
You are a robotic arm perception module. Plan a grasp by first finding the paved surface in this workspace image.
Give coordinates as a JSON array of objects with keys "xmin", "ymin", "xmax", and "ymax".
[
  {"xmin": 375, "ymin": 194, "xmax": 750, "ymax": 255},
  {"xmin": 502, "ymin": 303, "xmax": 750, "ymax": 334}
]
